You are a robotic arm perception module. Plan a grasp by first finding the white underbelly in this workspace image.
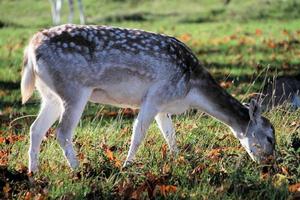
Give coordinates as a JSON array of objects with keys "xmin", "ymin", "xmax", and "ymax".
[
  {"xmin": 89, "ymin": 79, "xmax": 150, "ymax": 108},
  {"xmin": 159, "ymin": 99, "xmax": 191, "ymax": 114}
]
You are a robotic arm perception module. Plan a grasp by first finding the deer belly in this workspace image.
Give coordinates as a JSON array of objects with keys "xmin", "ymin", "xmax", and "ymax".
[{"xmin": 89, "ymin": 79, "xmax": 149, "ymax": 108}]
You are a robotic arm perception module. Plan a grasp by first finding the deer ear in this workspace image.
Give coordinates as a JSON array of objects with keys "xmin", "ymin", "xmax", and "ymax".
[{"xmin": 249, "ymin": 99, "xmax": 261, "ymax": 123}]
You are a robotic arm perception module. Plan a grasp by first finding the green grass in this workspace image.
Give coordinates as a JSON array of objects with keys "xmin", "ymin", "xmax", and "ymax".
[{"xmin": 0, "ymin": 0, "xmax": 300, "ymax": 199}]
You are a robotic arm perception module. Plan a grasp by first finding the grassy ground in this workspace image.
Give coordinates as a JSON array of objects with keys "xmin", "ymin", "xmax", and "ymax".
[{"xmin": 0, "ymin": 0, "xmax": 300, "ymax": 199}]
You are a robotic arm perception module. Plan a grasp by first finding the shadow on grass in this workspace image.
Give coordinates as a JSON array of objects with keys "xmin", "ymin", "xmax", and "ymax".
[
  {"xmin": 0, "ymin": 166, "xmax": 49, "ymax": 199},
  {"xmin": 0, "ymin": 80, "xmax": 19, "ymax": 90},
  {"xmin": 95, "ymin": 11, "xmax": 178, "ymax": 23},
  {"xmin": 0, "ymin": 20, "xmax": 24, "ymax": 29}
]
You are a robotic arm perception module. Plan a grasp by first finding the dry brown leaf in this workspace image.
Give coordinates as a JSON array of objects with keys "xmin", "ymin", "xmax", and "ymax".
[
  {"xmin": 104, "ymin": 146, "xmax": 122, "ymax": 168},
  {"xmin": 3, "ymin": 183, "xmax": 11, "ymax": 198},
  {"xmin": 122, "ymin": 108, "xmax": 137, "ymax": 117},
  {"xmin": 255, "ymin": 29, "xmax": 263, "ymax": 36},
  {"xmin": 24, "ymin": 191, "xmax": 32, "ymax": 200},
  {"xmin": 34, "ymin": 193, "xmax": 46, "ymax": 200},
  {"xmin": 162, "ymin": 163, "xmax": 170, "ymax": 174},
  {"xmin": 192, "ymin": 163, "xmax": 207, "ymax": 175},
  {"xmin": 289, "ymin": 183, "xmax": 300, "ymax": 193},
  {"xmin": 106, "ymin": 111, "xmax": 118, "ymax": 117},
  {"xmin": 267, "ymin": 40, "xmax": 276, "ymax": 49},
  {"xmin": 78, "ymin": 152, "xmax": 85, "ymax": 161},
  {"xmin": 0, "ymin": 150, "xmax": 9, "ymax": 166},
  {"xmin": 230, "ymin": 34, "xmax": 237, "ymax": 40},
  {"xmin": 105, "ymin": 148, "xmax": 114, "ymax": 161},
  {"xmin": 0, "ymin": 136, "xmax": 5, "ymax": 144},
  {"xmin": 158, "ymin": 185, "xmax": 177, "ymax": 196},
  {"xmin": 176, "ymin": 156, "xmax": 186, "ymax": 164},
  {"xmin": 219, "ymin": 81, "xmax": 233, "ymax": 89},
  {"xmin": 282, "ymin": 29, "xmax": 289, "ymax": 35},
  {"xmin": 179, "ymin": 33, "xmax": 191, "ymax": 43},
  {"xmin": 161, "ymin": 144, "xmax": 168, "ymax": 159},
  {"xmin": 7, "ymin": 135, "xmax": 24, "ymax": 144}
]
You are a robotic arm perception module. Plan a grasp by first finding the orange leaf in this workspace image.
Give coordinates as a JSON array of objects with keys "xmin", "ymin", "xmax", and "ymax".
[
  {"xmin": 34, "ymin": 193, "xmax": 46, "ymax": 200},
  {"xmin": 230, "ymin": 34, "xmax": 237, "ymax": 40},
  {"xmin": 282, "ymin": 29, "xmax": 289, "ymax": 35},
  {"xmin": 0, "ymin": 137, "xmax": 5, "ymax": 144},
  {"xmin": 122, "ymin": 108, "xmax": 137, "ymax": 117},
  {"xmin": 219, "ymin": 81, "xmax": 233, "ymax": 89},
  {"xmin": 267, "ymin": 40, "xmax": 276, "ymax": 49},
  {"xmin": 78, "ymin": 152, "xmax": 85, "ymax": 161},
  {"xmin": 3, "ymin": 183, "xmax": 11, "ymax": 198},
  {"xmin": 0, "ymin": 150, "xmax": 8, "ymax": 166},
  {"xmin": 289, "ymin": 183, "xmax": 300, "ymax": 193},
  {"xmin": 106, "ymin": 111, "xmax": 118, "ymax": 117},
  {"xmin": 255, "ymin": 29, "xmax": 263, "ymax": 36},
  {"xmin": 7, "ymin": 135, "xmax": 24, "ymax": 144},
  {"xmin": 179, "ymin": 33, "xmax": 191, "ymax": 43},
  {"xmin": 24, "ymin": 192, "xmax": 32, "ymax": 200},
  {"xmin": 161, "ymin": 144, "xmax": 168, "ymax": 159},
  {"xmin": 104, "ymin": 147, "xmax": 122, "ymax": 168},
  {"xmin": 159, "ymin": 185, "xmax": 177, "ymax": 196},
  {"xmin": 105, "ymin": 149, "xmax": 114, "ymax": 161}
]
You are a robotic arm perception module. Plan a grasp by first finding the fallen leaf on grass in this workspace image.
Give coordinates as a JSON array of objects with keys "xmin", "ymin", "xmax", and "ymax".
[
  {"xmin": 162, "ymin": 163, "xmax": 170, "ymax": 174},
  {"xmin": 267, "ymin": 40, "xmax": 276, "ymax": 49},
  {"xmin": 207, "ymin": 148, "xmax": 222, "ymax": 161},
  {"xmin": 289, "ymin": 183, "xmax": 300, "ymax": 193},
  {"xmin": 161, "ymin": 144, "xmax": 168, "ymax": 159},
  {"xmin": 3, "ymin": 183, "xmax": 11, "ymax": 198},
  {"xmin": 103, "ymin": 145, "xmax": 122, "ymax": 168},
  {"xmin": 159, "ymin": 185, "xmax": 177, "ymax": 196},
  {"xmin": 282, "ymin": 29, "xmax": 289, "ymax": 36},
  {"xmin": 24, "ymin": 191, "xmax": 32, "ymax": 200},
  {"xmin": 0, "ymin": 133, "xmax": 24, "ymax": 145},
  {"xmin": 0, "ymin": 150, "xmax": 9, "ymax": 166},
  {"xmin": 176, "ymin": 156, "xmax": 187, "ymax": 165},
  {"xmin": 179, "ymin": 33, "xmax": 192, "ymax": 43},
  {"xmin": 255, "ymin": 29, "xmax": 263, "ymax": 36},
  {"xmin": 0, "ymin": 136, "xmax": 5, "ymax": 144},
  {"xmin": 206, "ymin": 147, "xmax": 242, "ymax": 162},
  {"xmin": 6, "ymin": 135, "xmax": 24, "ymax": 144},
  {"xmin": 192, "ymin": 163, "xmax": 207, "ymax": 175}
]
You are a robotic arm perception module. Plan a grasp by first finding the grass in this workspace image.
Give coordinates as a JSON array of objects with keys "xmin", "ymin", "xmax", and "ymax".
[{"xmin": 0, "ymin": 0, "xmax": 300, "ymax": 199}]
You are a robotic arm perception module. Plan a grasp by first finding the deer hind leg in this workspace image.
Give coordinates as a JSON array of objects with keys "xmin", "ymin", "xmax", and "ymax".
[
  {"xmin": 155, "ymin": 113, "xmax": 178, "ymax": 153},
  {"xmin": 56, "ymin": 88, "xmax": 91, "ymax": 169},
  {"xmin": 124, "ymin": 100, "xmax": 158, "ymax": 166},
  {"xmin": 28, "ymin": 90, "xmax": 62, "ymax": 172}
]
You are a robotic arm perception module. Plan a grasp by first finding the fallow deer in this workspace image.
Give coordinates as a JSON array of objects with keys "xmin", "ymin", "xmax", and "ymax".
[
  {"xmin": 49, "ymin": 0, "xmax": 85, "ymax": 25},
  {"xmin": 21, "ymin": 24, "xmax": 275, "ymax": 172}
]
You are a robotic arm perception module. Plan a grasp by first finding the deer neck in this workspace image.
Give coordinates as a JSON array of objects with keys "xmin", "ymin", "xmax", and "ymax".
[{"xmin": 189, "ymin": 74, "xmax": 250, "ymax": 137}]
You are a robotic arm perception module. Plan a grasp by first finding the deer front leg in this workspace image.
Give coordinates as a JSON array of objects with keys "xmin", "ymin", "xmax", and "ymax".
[
  {"xmin": 155, "ymin": 113, "xmax": 178, "ymax": 154},
  {"xmin": 56, "ymin": 88, "xmax": 91, "ymax": 169},
  {"xmin": 123, "ymin": 101, "xmax": 158, "ymax": 167}
]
